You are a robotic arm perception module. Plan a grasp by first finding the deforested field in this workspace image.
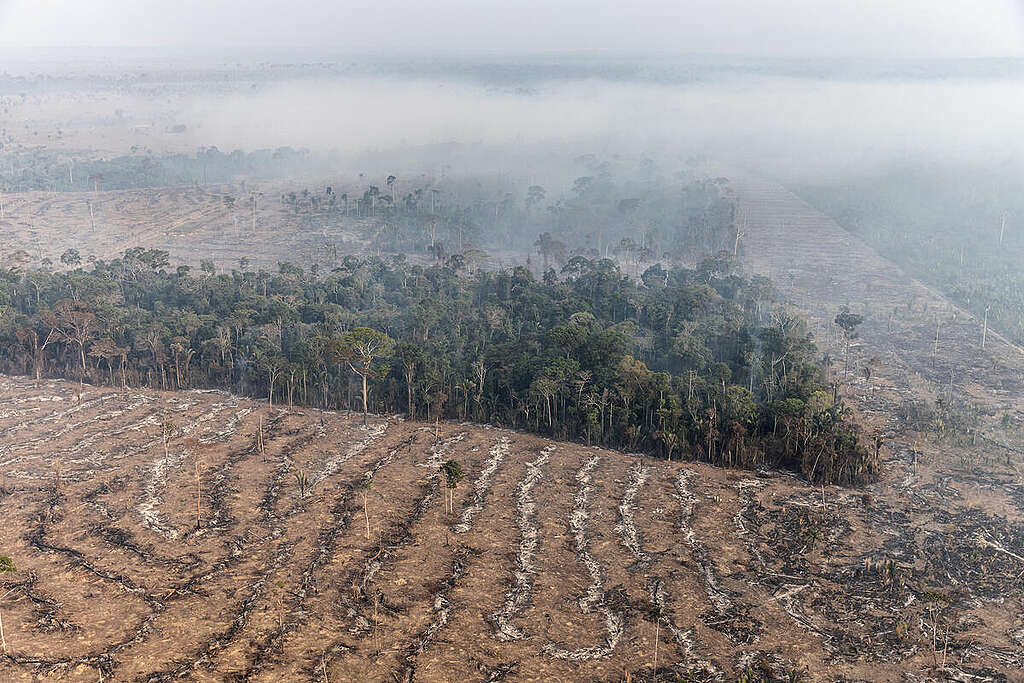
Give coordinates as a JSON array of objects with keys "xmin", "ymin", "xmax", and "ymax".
[
  {"xmin": 5, "ymin": 46, "xmax": 1024, "ymax": 683},
  {"xmin": 2, "ymin": 178, "xmax": 1024, "ymax": 682},
  {"xmin": 0, "ymin": 184, "xmax": 366, "ymax": 273},
  {"xmin": 1, "ymin": 374, "xmax": 1023, "ymax": 683}
]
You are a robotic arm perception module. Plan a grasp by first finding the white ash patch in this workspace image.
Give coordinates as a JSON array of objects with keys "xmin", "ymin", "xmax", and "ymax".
[
  {"xmin": 675, "ymin": 469, "xmax": 732, "ymax": 613},
  {"xmin": 733, "ymin": 479, "xmax": 767, "ymax": 570},
  {"xmin": 453, "ymin": 436, "xmax": 510, "ymax": 534},
  {"xmin": 135, "ymin": 400, "xmax": 232, "ymax": 539},
  {"xmin": 418, "ymin": 431, "xmax": 468, "ymax": 469},
  {"xmin": 137, "ymin": 443, "xmax": 189, "ymax": 540},
  {"xmin": 199, "ymin": 406, "xmax": 255, "ymax": 444},
  {"xmin": 491, "ymin": 445, "xmax": 553, "ymax": 641},
  {"xmin": 545, "ymin": 454, "xmax": 624, "ymax": 661},
  {"xmin": 616, "ymin": 461, "xmax": 651, "ymax": 569},
  {"xmin": 648, "ymin": 577, "xmax": 696, "ymax": 659},
  {"xmin": 309, "ymin": 420, "xmax": 390, "ymax": 490}
]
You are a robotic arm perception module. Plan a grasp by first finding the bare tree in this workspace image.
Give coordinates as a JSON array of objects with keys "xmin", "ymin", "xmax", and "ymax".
[
  {"xmin": 356, "ymin": 480, "xmax": 372, "ymax": 539},
  {"xmin": 193, "ymin": 451, "xmax": 203, "ymax": 529},
  {"xmin": 982, "ymin": 304, "xmax": 991, "ymax": 349}
]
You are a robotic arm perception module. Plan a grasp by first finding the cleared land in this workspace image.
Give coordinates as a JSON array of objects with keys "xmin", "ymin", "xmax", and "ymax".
[
  {"xmin": 0, "ymin": 179, "xmax": 1023, "ymax": 682},
  {"xmin": 0, "ymin": 372, "xmax": 1022, "ymax": 682},
  {"xmin": 0, "ymin": 184, "xmax": 367, "ymax": 272}
]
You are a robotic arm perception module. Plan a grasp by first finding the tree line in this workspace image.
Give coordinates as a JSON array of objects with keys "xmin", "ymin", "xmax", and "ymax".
[
  {"xmin": 0, "ymin": 248, "xmax": 877, "ymax": 485},
  {"xmin": 1, "ymin": 150, "xmax": 736, "ymax": 278},
  {"xmin": 0, "ymin": 147, "xmax": 312, "ymax": 193}
]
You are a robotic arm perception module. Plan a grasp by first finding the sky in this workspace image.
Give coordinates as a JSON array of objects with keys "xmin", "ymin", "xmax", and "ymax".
[{"xmin": 0, "ymin": 0, "xmax": 1022, "ymax": 58}]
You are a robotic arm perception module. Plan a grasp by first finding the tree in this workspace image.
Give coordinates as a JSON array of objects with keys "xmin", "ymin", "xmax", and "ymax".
[
  {"xmin": 255, "ymin": 343, "xmax": 287, "ymax": 407},
  {"xmin": 386, "ymin": 174, "xmax": 397, "ymax": 204},
  {"xmin": 169, "ymin": 336, "xmax": 196, "ymax": 389},
  {"xmin": 60, "ymin": 248, "xmax": 81, "ymax": 269},
  {"xmin": 535, "ymin": 232, "xmax": 554, "ymax": 271},
  {"xmin": 0, "ymin": 554, "xmax": 15, "ymax": 654},
  {"xmin": 834, "ymin": 308, "xmax": 865, "ymax": 378},
  {"xmin": 43, "ymin": 299, "xmax": 98, "ymax": 395},
  {"xmin": 525, "ymin": 185, "xmax": 546, "ymax": 211},
  {"xmin": 329, "ymin": 327, "xmax": 394, "ymax": 425},
  {"xmin": 88, "ymin": 338, "xmax": 129, "ymax": 387},
  {"xmin": 16, "ymin": 324, "xmax": 59, "ymax": 382},
  {"xmin": 654, "ymin": 429, "xmax": 680, "ymax": 462},
  {"xmin": 440, "ymin": 459, "xmax": 463, "ymax": 514},
  {"xmin": 249, "ymin": 191, "xmax": 262, "ymax": 231},
  {"xmin": 393, "ymin": 342, "xmax": 424, "ymax": 419},
  {"xmin": 160, "ymin": 418, "xmax": 177, "ymax": 465}
]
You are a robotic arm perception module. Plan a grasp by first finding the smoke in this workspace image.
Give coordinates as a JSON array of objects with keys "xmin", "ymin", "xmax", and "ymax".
[{"xmin": 173, "ymin": 73, "xmax": 1024, "ymax": 182}]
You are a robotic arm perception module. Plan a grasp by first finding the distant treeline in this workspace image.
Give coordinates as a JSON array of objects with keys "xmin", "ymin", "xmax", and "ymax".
[
  {"xmin": 0, "ymin": 249, "xmax": 876, "ymax": 485},
  {"xmin": 332, "ymin": 162, "xmax": 736, "ymax": 259},
  {"xmin": 0, "ymin": 150, "xmax": 735, "ymax": 264},
  {"xmin": 795, "ymin": 163, "xmax": 1024, "ymax": 345},
  {"xmin": 0, "ymin": 147, "xmax": 312, "ymax": 192}
]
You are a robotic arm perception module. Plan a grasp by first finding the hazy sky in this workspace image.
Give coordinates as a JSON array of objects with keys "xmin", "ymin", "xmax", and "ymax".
[{"xmin": 0, "ymin": 0, "xmax": 1022, "ymax": 57}]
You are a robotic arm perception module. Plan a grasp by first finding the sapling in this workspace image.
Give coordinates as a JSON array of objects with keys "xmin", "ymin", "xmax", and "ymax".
[
  {"xmin": 0, "ymin": 554, "xmax": 15, "ymax": 654},
  {"xmin": 160, "ymin": 417, "xmax": 177, "ymax": 465},
  {"xmin": 649, "ymin": 605, "xmax": 663, "ymax": 673},
  {"xmin": 440, "ymin": 460, "xmax": 464, "ymax": 514}
]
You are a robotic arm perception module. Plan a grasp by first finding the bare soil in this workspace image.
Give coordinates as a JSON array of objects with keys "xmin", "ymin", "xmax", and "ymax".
[
  {"xmin": 0, "ymin": 184, "xmax": 372, "ymax": 272},
  {"xmin": 1, "ymin": 178, "xmax": 1023, "ymax": 682}
]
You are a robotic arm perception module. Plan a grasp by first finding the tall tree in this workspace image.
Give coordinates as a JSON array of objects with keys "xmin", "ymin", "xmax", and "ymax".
[
  {"xmin": 393, "ymin": 342, "xmax": 424, "ymax": 419},
  {"xmin": 330, "ymin": 327, "xmax": 394, "ymax": 425},
  {"xmin": 835, "ymin": 308, "xmax": 865, "ymax": 379},
  {"xmin": 43, "ymin": 299, "xmax": 98, "ymax": 395}
]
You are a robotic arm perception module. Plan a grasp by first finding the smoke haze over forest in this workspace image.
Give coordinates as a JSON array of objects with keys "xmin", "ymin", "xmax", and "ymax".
[
  {"xmin": 3, "ymin": 3, "xmax": 1024, "ymax": 681},
  {"xmin": 1, "ymin": 1, "xmax": 1023, "ymax": 184},
  {"xmin": 7, "ymin": 56, "xmax": 1024, "ymax": 185},
  {"xmin": 176, "ymin": 71, "xmax": 1024, "ymax": 182}
]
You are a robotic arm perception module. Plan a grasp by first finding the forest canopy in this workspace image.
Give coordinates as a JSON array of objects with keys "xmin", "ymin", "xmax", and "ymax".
[{"xmin": 0, "ymin": 249, "xmax": 876, "ymax": 485}]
